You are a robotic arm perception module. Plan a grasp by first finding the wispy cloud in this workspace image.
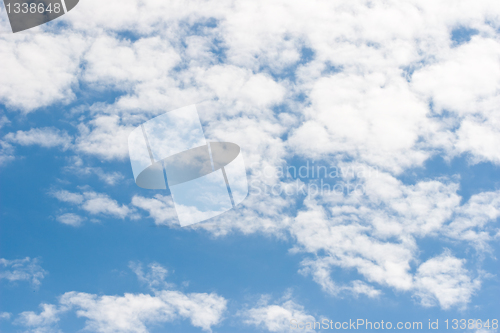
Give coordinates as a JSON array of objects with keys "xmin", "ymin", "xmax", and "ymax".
[
  {"xmin": 64, "ymin": 156, "xmax": 124, "ymax": 186},
  {"xmin": 52, "ymin": 190, "xmax": 133, "ymax": 222},
  {"xmin": 4, "ymin": 127, "xmax": 72, "ymax": 150},
  {"xmin": 129, "ymin": 261, "xmax": 175, "ymax": 290},
  {"xmin": 0, "ymin": 312, "xmax": 12, "ymax": 321},
  {"xmin": 0, "ymin": 257, "xmax": 47, "ymax": 287},
  {"xmin": 131, "ymin": 194, "xmax": 178, "ymax": 226}
]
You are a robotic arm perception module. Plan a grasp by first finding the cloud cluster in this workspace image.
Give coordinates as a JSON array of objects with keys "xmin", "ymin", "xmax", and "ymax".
[
  {"xmin": 15, "ymin": 262, "xmax": 227, "ymax": 333},
  {"xmin": 290, "ymin": 170, "xmax": 497, "ymax": 308},
  {"xmin": 11, "ymin": 262, "xmax": 321, "ymax": 333},
  {"xmin": 1, "ymin": 0, "xmax": 500, "ymax": 315}
]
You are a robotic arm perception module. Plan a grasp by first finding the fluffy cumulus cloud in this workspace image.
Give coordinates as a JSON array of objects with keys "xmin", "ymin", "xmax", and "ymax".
[
  {"xmin": 445, "ymin": 190, "xmax": 500, "ymax": 251},
  {"xmin": 16, "ymin": 304, "xmax": 63, "ymax": 330},
  {"xmin": 242, "ymin": 295, "xmax": 317, "ymax": 333},
  {"xmin": 75, "ymin": 115, "xmax": 136, "ymax": 161},
  {"xmin": 56, "ymin": 212, "xmax": 86, "ymax": 227},
  {"xmin": 58, "ymin": 290, "xmax": 226, "ymax": 333},
  {"xmin": 414, "ymin": 251, "xmax": 481, "ymax": 310},
  {"xmin": 0, "ymin": 32, "xmax": 86, "ymax": 112},
  {"xmin": 288, "ymin": 73, "xmax": 432, "ymax": 173},
  {"xmin": 2, "ymin": 0, "xmax": 500, "ymax": 314},
  {"xmin": 15, "ymin": 263, "xmax": 227, "ymax": 333},
  {"xmin": 0, "ymin": 257, "xmax": 47, "ymax": 287}
]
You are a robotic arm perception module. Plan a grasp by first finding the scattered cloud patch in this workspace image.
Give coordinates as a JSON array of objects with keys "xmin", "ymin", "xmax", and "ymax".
[
  {"xmin": 131, "ymin": 194, "xmax": 178, "ymax": 226},
  {"xmin": 129, "ymin": 261, "xmax": 174, "ymax": 290},
  {"xmin": 75, "ymin": 115, "xmax": 134, "ymax": 161},
  {"xmin": 52, "ymin": 190, "xmax": 133, "ymax": 220},
  {"xmin": 65, "ymin": 157, "xmax": 124, "ymax": 186},
  {"xmin": 0, "ymin": 115, "xmax": 10, "ymax": 129},
  {"xmin": 0, "ymin": 140, "xmax": 15, "ymax": 166},
  {"xmin": 16, "ymin": 304, "xmax": 64, "ymax": 329},
  {"xmin": 0, "ymin": 312, "xmax": 11, "ymax": 320},
  {"xmin": 0, "ymin": 257, "xmax": 47, "ymax": 287},
  {"xmin": 56, "ymin": 213, "xmax": 86, "ymax": 227},
  {"xmin": 4, "ymin": 127, "xmax": 72, "ymax": 150}
]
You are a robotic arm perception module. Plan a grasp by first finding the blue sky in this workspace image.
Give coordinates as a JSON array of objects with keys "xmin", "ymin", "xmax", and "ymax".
[{"xmin": 1, "ymin": 0, "xmax": 500, "ymax": 332}]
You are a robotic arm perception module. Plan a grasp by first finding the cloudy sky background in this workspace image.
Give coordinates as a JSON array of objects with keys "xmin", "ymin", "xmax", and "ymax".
[{"xmin": 1, "ymin": 0, "xmax": 500, "ymax": 332}]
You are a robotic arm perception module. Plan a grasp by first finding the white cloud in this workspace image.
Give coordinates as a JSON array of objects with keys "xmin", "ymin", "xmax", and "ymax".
[
  {"xmin": 410, "ymin": 37, "xmax": 500, "ymax": 164},
  {"xmin": 16, "ymin": 304, "xmax": 64, "ymax": 327},
  {"xmin": 0, "ymin": 32, "xmax": 87, "ymax": 112},
  {"xmin": 131, "ymin": 194, "xmax": 178, "ymax": 226},
  {"xmin": 52, "ymin": 190, "xmax": 84, "ymax": 205},
  {"xmin": 57, "ymin": 290, "xmax": 227, "ymax": 333},
  {"xmin": 445, "ymin": 190, "xmax": 500, "ymax": 251},
  {"xmin": 243, "ymin": 296, "xmax": 317, "ymax": 333},
  {"xmin": 284, "ymin": 168, "xmax": 497, "ymax": 308},
  {"xmin": 411, "ymin": 37, "xmax": 500, "ymax": 117},
  {"xmin": 299, "ymin": 258, "xmax": 381, "ymax": 298},
  {"xmin": 75, "ymin": 115, "xmax": 134, "ymax": 161},
  {"xmin": 0, "ymin": 115, "xmax": 10, "ymax": 129},
  {"xmin": 0, "ymin": 140, "xmax": 15, "ymax": 166},
  {"xmin": 15, "ymin": 263, "xmax": 227, "ymax": 333},
  {"xmin": 91, "ymin": 169, "xmax": 124, "ymax": 186},
  {"xmin": 56, "ymin": 213, "xmax": 86, "ymax": 227},
  {"xmin": 52, "ymin": 190, "xmax": 133, "ymax": 220},
  {"xmin": 349, "ymin": 280, "xmax": 382, "ymax": 298},
  {"xmin": 4, "ymin": 127, "xmax": 72, "ymax": 150},
  {"xmin": 81, "ymin": 192, "xmax": 132, "ymax": 218},
  {"xmin": 287, "ymin": 73, "xmax": 432, "ymax": 173},
  {"xmin": 414, "ymin": 251, "xmax": 481, "ymax": 309},
  {"xmin": 64, "ymin": 156, "xmax": 124, "ymax": 186},
  {"xmin": 0, "ymin": 312, "xmax": 11, "ymax": 320},
  {"xmin": 0, "ymin": 257, "xmax": 47, "ymax": 287},
  {"xmin": 129, "ymin": 261, "xmax": 174, "ymax": 290},
  {"xmin": 82, "ymin": 36, "xmax": 181, "ymax": 88},
  {"xmin": 199, "ymin": 65, "xmax": 286, "ymax": 107},
  {"xmin": 455, "ymin": 118, "xmax": 500, "ymax": 165}
]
